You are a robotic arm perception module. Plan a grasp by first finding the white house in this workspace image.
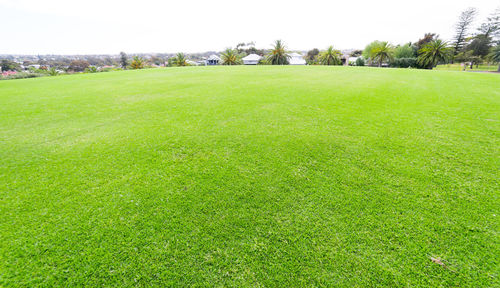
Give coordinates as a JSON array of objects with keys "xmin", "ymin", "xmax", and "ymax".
[
  {"xmin": 242, "ymin": 54, "xmax": 262, "ymax": 65},
  {"xmin": 289, "ymin": 52, "xmax": 306, "ymax": 65},
  {"xmin": 205, "ymin": 54, "xmax": 220, "ymax": 65}
]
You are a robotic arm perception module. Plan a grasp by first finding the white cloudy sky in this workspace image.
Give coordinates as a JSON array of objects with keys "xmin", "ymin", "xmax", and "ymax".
[{"xmin": 1, "ymin": 0, "xmax": 497, "ymax": 55}]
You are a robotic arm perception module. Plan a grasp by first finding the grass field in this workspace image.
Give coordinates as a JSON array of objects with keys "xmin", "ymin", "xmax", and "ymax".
[
  {"xmin": 435, "ymin": 63, "xmax": 499, "ymax": 72},
  {"xmin": 1, "ymin": 66, "xmax": 499, "ymax": 287}
]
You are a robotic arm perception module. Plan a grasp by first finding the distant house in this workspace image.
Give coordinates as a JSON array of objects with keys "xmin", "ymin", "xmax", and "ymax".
[
  {"xmin": 289, "ymin": 52, "xmax": 306, "ymax": 65},
  {"xmin": 205, "ymin": 54, "xmax": 220, "ymax": 65},
  {"xmin": 242, "ymin": 54, "xmax": 262, "ymax": 65}
]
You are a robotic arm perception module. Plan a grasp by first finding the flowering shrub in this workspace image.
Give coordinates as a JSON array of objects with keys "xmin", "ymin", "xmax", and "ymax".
[
  {"xmin": 1, "ymin": 71, "xmax": 18, "ymax": 77},
  {"xmin": 0, "ymin": 71, "xmax": 43, "ymax": 80}
]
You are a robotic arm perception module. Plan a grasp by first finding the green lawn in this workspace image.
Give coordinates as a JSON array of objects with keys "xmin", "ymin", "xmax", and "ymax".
[
  {"xmin": 435, "ymin": 63, "xmax": 499, "ymax": 72},
  {"xmin": 1, "ymin": 66, "xmax": 499, "ymax": 287}
]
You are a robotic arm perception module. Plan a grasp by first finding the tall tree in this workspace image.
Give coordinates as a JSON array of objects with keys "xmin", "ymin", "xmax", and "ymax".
[
  {"xmin": 220, "ymin": 48, "xmax": 242, "ymax": 65},
  {"xmin": 452, "ymin": 8, "xmax": 477, "ymax": 57},
  {"xmin": 266, "ymin": 40, "xmax": 290, "ymax": 65},
  {"xmin": 467, "ymin": 34, "xmax": 492, "ymax": 58},
  {"xmin": 477, "ymin": 7, "xmax": 500, "ymax": 40},
  {"xmin": 417, "ymin": 39, "xmax": 451, "ymax": 69},
  {"xmin": 372, "ymin": 42, "xmax": 394, "ymax": 67},
  {"xmin": 119, "ymin": 52, "xmax": 128, "ymax": 69},
  {"xmin": 318, "ymin": 46, "xmax": 342, "ymax": 65}
]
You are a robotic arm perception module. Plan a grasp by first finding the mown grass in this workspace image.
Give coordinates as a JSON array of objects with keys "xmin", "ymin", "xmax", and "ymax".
[
  {"xmin": 435, "ymin": 63, "xmax": 499, "ymax": 72},
  {"xmin": 0, "ymin": 66, "xmax": 499, "ymax": 287}
]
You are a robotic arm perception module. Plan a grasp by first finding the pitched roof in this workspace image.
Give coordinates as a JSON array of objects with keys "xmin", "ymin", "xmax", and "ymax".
[
  {"xmin": 242, "ymin": 54, "xmax": 262, "ymax": 61},
  {"xmin": 207, "ymin": 54, "xmax": 220, "ymax": 61}
]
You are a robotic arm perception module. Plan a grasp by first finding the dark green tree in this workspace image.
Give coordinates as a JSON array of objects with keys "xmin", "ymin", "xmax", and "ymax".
[
  {"xmin": 0, "ymin": 60, "xmax": 20, "ymax": 72},
  {"xmin": 305, "ymin": 48, "xmax": 320, "ymax": 64},
  {"xmin": 120, "ymin": 52, "xmax": 128, "ymax": 69}
]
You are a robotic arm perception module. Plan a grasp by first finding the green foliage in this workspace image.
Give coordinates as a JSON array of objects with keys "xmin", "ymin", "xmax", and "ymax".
[
  {"xmin": 171, "ymin": 53, "xmax": 189, "ymax": 67},
  {"xmin": 318, "ymin": 46, "xmax": 342, "ymax": 65},
  {"xmin": 394, "ymin": 44, "xmax": 415, "ymax": 59},
  {"xmin": 467, "ymin": 34, "xmax": 492, "ymax": 57},
  {"xmin": 130, "ymin": 56, "xmax": 145, "ymax": 69},
  {"xmin": 363, "ymin": 40, "xmax": 383, "ymax": 60},
  {"xmin": 305, "ymin": 48, "xmax": 320, "ymax": 64},
  {"xmin": 417, "ymin": 39, "xmax": 452, "ymax": 69},
  {"xmin": 1, "ymin": 59, "xmax": 21, "ymax": 72},
  {"xmin": 266, "ymin": 40, "xmax": 290, "ymax": 65},
  {"xmin": 390, "ymin": 58, "xmax": 418, "ymax": 68},
  {"xmin": 85, "ymin": 66, "xmax": 99, "ymax": 73},
  {"xmin": 491, "ymin": 45, "xmax": 500, "ymax": 62},
  {"xmin": 372, "ymin": 42, "xmax": 394, "ymax": 67},
  {"xmin": 48, "ymin": 67, "xmax": 60, "ymax": 76},
  {"xmin": 363, "ymin": 41, "xmax": 394, "ymax": 66},
  {"xmin": 355, "ymin": 57, "xmax": 365, "ymax": 66},
  {"xmin": 489, "ymin": 45, "xmax": 500, "ymax": 71},
  {"xmin": 220, "ymin": 49, "xmax": 242, "ymax": 65}
]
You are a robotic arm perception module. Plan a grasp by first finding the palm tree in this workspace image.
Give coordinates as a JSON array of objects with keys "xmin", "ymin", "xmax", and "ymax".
[
  {"xmin": 48, "ymin": 67, "xmax": 59, "ymax": 76},
  {"xmin": 266, "ymin": 40, "xmax": 290, "ymax": 65},
  {"xmin": 372, "ymin": 42, "xmax": 394, "ymax": 67},
  {"xmin": 490, "ymin": 45, "xmax": 500, "ymax": 72},
  {"xmin": 318, "ymin": 46, "xmax": 342, "ymax": 65},
  {"xmin": 417, "ymin": 39, "xmax": 451, "ymax": 69},
  {"xmin": 220, "ymin": 48, "xmax": 242, "ymax": 65},
  {"xmin": 172, "ymin": 53, "xmax": 188, "ymax": 67},
  {"xmin": 130, "ymin": 56, "xmax": 144, "ymax": 69}
]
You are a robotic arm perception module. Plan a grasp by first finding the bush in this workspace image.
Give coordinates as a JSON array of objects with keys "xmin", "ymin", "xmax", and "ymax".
[
  {"xmin": 355, "ymin": 58, "xmax": 365, "ymax": 66},
  {"xmin": 85, "ymin": 66, "xmax": 98, "ymax": 73},
  {"xmin": 0, "ymin": 72, "xmax": 45, "ymax": 80},
  {"xmin": 390, "ymin": 58, "xmax": 418, "ymax": 68}
]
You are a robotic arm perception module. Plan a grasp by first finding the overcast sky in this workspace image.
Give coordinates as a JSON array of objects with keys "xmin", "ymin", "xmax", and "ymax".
[{"xmin": 1, "ymin": 0, "xmax": 498, "ymax": 55}]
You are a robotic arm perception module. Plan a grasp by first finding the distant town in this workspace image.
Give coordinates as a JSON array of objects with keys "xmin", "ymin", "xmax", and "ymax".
[{"xmin": 0, "ymin": 43, "xmax": 361, "ymax": 73}]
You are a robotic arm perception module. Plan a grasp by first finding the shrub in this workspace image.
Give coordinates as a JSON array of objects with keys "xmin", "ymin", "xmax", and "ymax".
[
  {"xmin": 390, "ymin": 58, "xmax": 418, "ymax": 68},
  {"xmin": 0, "ymin": 72, "xmax": 44, "ymax": 80},
  {"xmin": 355, "ymin": 58, "xmax": 365, "ymax": 66},
  {"xmin": 85, "ymin": 66, "xmax": 98, "ymax": 73}
]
